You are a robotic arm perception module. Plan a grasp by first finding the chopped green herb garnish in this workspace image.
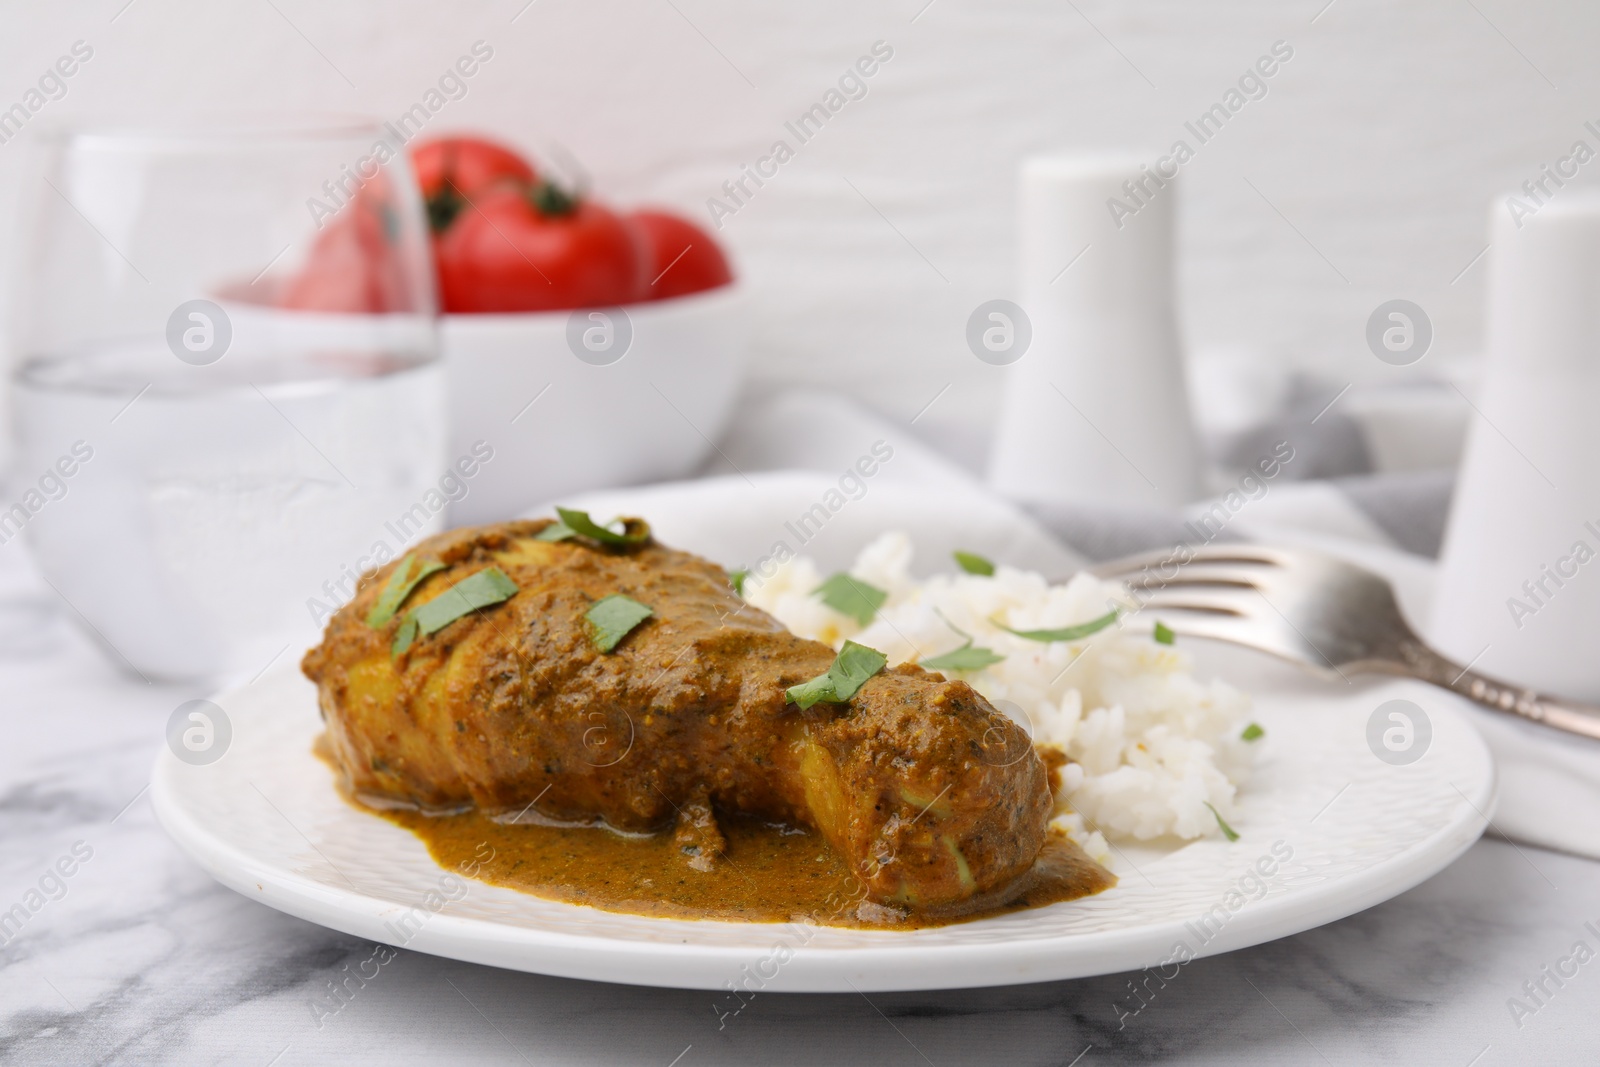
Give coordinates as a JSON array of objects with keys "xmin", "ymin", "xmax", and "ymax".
[
  {"xmin": 1205, "ymin": 801, "xmax": 1240, "ymax": 842},
  {"xmin": 391, "ymin": 567, "xmax": 519, "ymax": 656},
  {"xmin": 536, "ymin": 507, "xmax": 651, "ymax": 546},
  {"xmin": 728, "ymin": 569, "xmax": 749, "ymax": 597},
  {"xmin": 366, "ymin": 554, "xmax": 446, "ymax": 627},
  {"xmin": 921, "ymin": 641, "xmax": 1006, "ymax": 672},
  {"xmin": 996, "ymin": 608, "xmax": 1120, "ymax": 643},
  {"xmin": 585, "ymin": 594, "xmax": 654, "ymax": 653},
  {"xmin": 923, "ymin": 613, "xmax": 1005, "ymax": 670},
  {"xmin": 933, "ymin": 606, "xmax": 973, "ymax": 640},
  {"xmin": 941, "ymin": 835, "xmax": 976, "ymax": 892},
  {"xmin": 786, "ymin": 641, "xmax": 888, "ymax": 709},
  {"xmin": 391, "ymin": 616, "xmax": 419, "ymax": 656},
  {"xmin": 813, "ymin": 573, "xmax": 888, "ymax": 626},
  {"xmin": 1153, "ymin": 620, "xmax": 1176, "ymax": 645},
  {"xmin": 953, "ymin": 550, "xmax": 995, "ymax": 577},
  {"xmin": 1241, "ymin": 722, "xmax": 1264, "ymax": 742}
]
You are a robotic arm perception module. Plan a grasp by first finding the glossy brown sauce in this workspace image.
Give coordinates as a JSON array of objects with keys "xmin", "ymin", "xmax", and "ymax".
[{"xmin": 319, "ymin": 736, "xmax": 1117, "ymax": 929}]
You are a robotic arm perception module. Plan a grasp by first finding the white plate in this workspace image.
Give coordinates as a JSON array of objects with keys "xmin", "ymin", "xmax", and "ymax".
[{"xmin": 154, "ymin": 652, "xmax": 1494, "ymax": 992}]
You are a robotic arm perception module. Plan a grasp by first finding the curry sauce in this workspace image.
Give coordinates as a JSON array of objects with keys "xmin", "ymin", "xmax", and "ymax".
[{"xmin": 345, "ymin": 760, "xmax": 1116, "ymax": 930}]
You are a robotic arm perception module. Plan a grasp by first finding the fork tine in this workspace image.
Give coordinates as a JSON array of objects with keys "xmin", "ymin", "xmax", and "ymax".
[
  {"xmin": 1133, "ymin": 611, "xmax": 1254, "ymax": 639},
  {"xmin": 1124, "ymin": 587, "xmax": 1257, "ymax": 616},
  {"xmin": 1118, "ymin": 562, "xmax": 1268, "ymax": 590},
  {"xmin": 1177, "ymin": 543, "xmax": 1293, "ymax": 564},
  {"xmin": 1140, "ymin": 611, "xmax": 1328, "ymax": 672},
  {"xmin": 1091, "ymin": 542, "xmax": 1290, "ymax": 581}
]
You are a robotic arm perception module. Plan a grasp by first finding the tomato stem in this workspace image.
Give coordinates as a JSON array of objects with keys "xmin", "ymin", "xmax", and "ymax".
[
  {"xmin": 426, "ymin": 186, "xmax": 465, "ymax": 233},
  {"xmin": 529, "ymin": 181, "xmax": 579, "ymax": 218}
]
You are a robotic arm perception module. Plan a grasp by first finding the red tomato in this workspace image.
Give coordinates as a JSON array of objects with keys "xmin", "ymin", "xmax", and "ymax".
[
  {"xmin": 628, "ymin": 210, "xmax": 734, "ymax": 300},
  {"xmin": 436, "ymin": 184, "xmax": 646, "ymax": 312},
  {"xmin": 281, "ymin": 182, "xmax": 413, "ymax": 313},
  {"xmin": 410, "ymin": 137, "xmax": 537, "ymax": 233}
]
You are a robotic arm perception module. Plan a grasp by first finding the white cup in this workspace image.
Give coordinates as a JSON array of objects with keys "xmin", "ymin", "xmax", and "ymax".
[
  {"xmin": 988, "ymin": 154, "xmax": 1203, "ymax": 508},
  {"xmin": 1431, "ymin": 189, "xmax": 1600, "ymax": 700}
]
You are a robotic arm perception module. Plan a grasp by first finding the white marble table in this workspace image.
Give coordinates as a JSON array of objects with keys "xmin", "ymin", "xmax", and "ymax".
[{"xmin": 2, "ymin": 579, "xmax": 1597, "ymax": 1066}]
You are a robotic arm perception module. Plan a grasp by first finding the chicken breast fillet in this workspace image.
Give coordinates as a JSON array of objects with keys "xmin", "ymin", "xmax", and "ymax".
[{"xmin": 302, "ymin": 520, "xmax": 1052, "ymax": 913}]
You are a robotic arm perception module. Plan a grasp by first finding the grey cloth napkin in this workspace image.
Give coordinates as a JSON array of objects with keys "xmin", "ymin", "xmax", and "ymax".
[
  {"xmin": 712, "ymin": 387, "xmax": 1458, "ymax": 564},
  {"xmin": 1020, "ymin": 468, "xmax": 1455, "ymax": 563}
]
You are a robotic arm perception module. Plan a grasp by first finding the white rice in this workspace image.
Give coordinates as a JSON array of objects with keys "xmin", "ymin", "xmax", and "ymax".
[{"xmin": 744, "ymin": 532, "xmax": 1259, "ymax": 863}]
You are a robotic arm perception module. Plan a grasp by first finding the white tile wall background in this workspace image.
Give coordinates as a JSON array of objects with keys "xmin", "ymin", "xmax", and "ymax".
[{"xmin": 0, "ymin": 0, "xmax": 1594, "ymax": 467}]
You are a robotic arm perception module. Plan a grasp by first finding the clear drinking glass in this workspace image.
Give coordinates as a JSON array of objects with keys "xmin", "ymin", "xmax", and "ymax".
[{"xmin": 9, "ymin": 117, "xmax": 445, "ymax": 681}]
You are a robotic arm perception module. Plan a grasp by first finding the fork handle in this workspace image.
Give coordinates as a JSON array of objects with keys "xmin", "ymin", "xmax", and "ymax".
[{"xmin": 1390, "ymin": 638, "xmax": 1600, "ymax": 742}]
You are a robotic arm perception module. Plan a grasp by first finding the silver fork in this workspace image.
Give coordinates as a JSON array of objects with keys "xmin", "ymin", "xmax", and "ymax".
[{"xmin": 1091, "ymin": 543, "xmax": 1600, "ymax": 742}]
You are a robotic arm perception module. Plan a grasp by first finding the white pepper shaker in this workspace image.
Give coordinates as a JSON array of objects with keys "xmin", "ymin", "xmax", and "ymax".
[
  {"xmin": 987, "ymin": 154, "xmax": 1203, "ymax": 508},
  {"xmin": 1431, "ymin": 190, "xmax": 1600, "ymax": 700}
]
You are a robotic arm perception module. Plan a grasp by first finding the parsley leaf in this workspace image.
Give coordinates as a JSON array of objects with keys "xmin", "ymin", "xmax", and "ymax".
[
  {"xmin": 933, "ymin": 606, "xmax": 972, "ymax": 642},
  {"xmin": 534, "ymin": 519, "xmax": 575, "ymax": 542},
  {"xmin": 585, "ymin": 594, "xmax": 654, "ymax": 653},
  {"xmin": 1153, "ymin": 620, "xmax": 1176, "ymax": 645},
  {"xmin": 392, "ymin": 567, "xmax": 518, "ymax": 656},
  {"xmin": 728, "ymin": 569, "xmax": 749, "ymax": 597},
  {"xmin": 536, "ymin": 507, "xmax": 651, "ymax": 545},
  {"xmin": 921, "ymin": 641, "xmax": 1005, "ymax": 672},
  {"xmin": 996, "ymin": 608, "xmax": 1120, "ymax": 643},
  {"xmin": 1205, "ymin": 801, "xmax": 1241, "ymax": 842},
  {"xmin": 392, "ymin": 616, "xmax": 420, "ymax": 656},
  {"xmin": 813, "ymin": 573, "xmax": 888, "ymax": 626},
  {"xmin": 786, "ymin": 641, "xmax": 888, "ymax": 709},
  {"xmin": 366, "ymin": 554, "xmax": 445, "ymax": 627},
  {"xmin": 953, "ymin": 550, "xmax": 995, "ymax": 576},
  {"xmin": 1241, "ymin": 722, "xmax": 1265, "ymax": 742}
]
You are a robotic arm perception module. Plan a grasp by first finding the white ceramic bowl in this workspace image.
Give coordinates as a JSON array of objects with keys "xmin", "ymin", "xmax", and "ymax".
[{"xmin": 441, "ymin": 283, "xmax": 747, "ymax": 524}]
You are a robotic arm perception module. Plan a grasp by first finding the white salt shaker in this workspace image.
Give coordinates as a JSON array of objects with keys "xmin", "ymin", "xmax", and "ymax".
[
  {"xmin": 987, "ymin": 154, "xmax": 1203, "ymax": 508},
  {"xmin": 1431, "ymin": 190, "xmax": 1600, "ymax": 700}
]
